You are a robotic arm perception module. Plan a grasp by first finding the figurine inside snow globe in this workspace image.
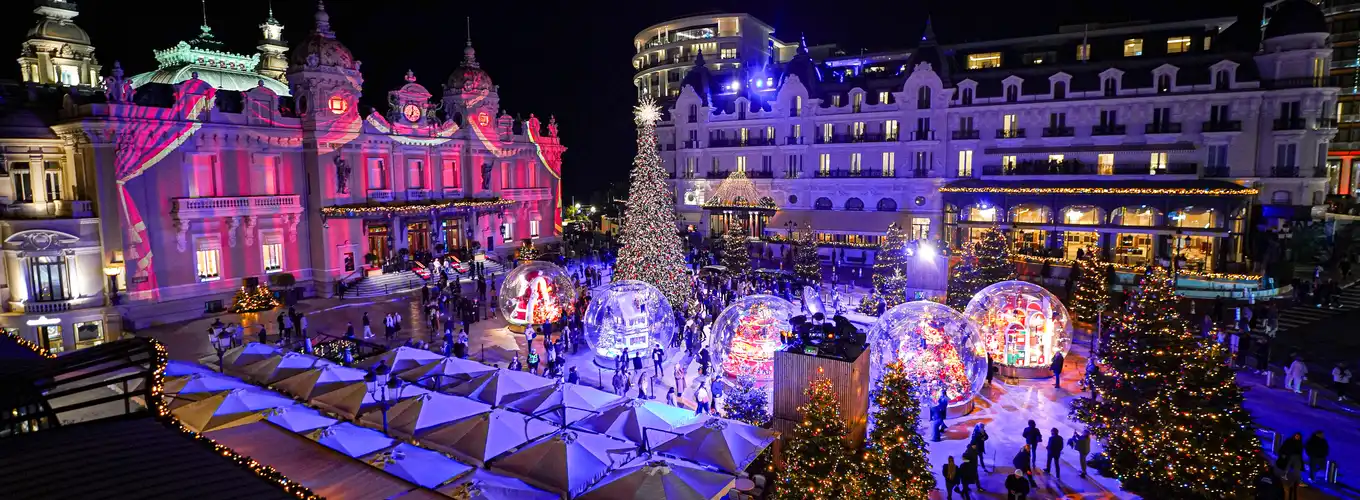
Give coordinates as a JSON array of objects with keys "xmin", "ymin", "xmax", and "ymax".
[
  {"xmin": 498, "ymin": 261, "xmax": 576, "ymax": 332},
  {"xmin": 710, "ymin": 295, "xmax": 796, "ymax": 382},
  {"xmin": 582, "ymin": 280, "xmax": 677, "ymax": 368},
  {"xmin": 962, "ymin": 280, "xmax": 1073, "ymax": 378},
  {"xmin": 867, "ymin": 300, "xmax": 987, "ymax": 415}
]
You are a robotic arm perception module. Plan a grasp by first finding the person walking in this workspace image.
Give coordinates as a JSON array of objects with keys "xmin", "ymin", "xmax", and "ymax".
[
  {"xmin": 526, "ymin": 348, "xmax": 540, "ymax": 376},
  {"xmin": 986, "ymin": 356, "xmax": 997, "ymax": 387},
  {"xmin": 1305, "ymin": 430, "xmax": 1328, "ymax": 483},
  {"xmin": 970, "ymin": 423, "xmax": 990, "ymax": 471},
  {"xmin": 1022, "ymin": 420, "xmax": 1042, "ymax": 466},
  {"xmin": 958, "ymin": 452, "xmax": 979, "ymax": 499},
  {"xmin": 1006, "ymin": 468, "xmax": 1032, "ymax": 499},
  {"xmin": 611, "ymin": 369, "xmax": 625, "ymax": 395},
  {"xmin": 1332, "ymin": 363, "xmax": 1352, "ymax": 402},
  {"xmin": 931, "ymin": 391, "xmax": 949, "ymax": 442},
  {"xmin": 299, "ymin": 314, "xmax": 309, "ymax": 339},
  {"xmin": 710, "ymin": 377, "xmax": 724, "ymax": 415},
  {"xmin": 673, "ymin": 361, "xmax": 687, "ymax": 395},
  {"xmin": 1068, "ymin": 429, "xmax": 1091, "ymax": 478},
  {"xmin": 1044, "ymin": 428, "xmax": 1064, "ymax": 479},
  {"xmin": 942, "ymin": 456, "xmax": 961, "ymax": 500},
  {"xmin": 1051, "ymin": 352, "xmax": 1065, "ymax": 389},
  {"xmin": 695, "ymin": 381, "xmax": 711, "ymax": 414},
  {"xmin": 1278, "ymin": 432, "xmax": 1305, "ymax": 500},
  {"xmin": 362, "ymin": 312, "xmax": 373, "ymax": 339},
  {"xmin": 1285, "ymin": 357, "xmax": 1308, "ymax": 393},
  {"xmin": 636, "ymin": 374, "xmax": 649, "ymax": 400}
]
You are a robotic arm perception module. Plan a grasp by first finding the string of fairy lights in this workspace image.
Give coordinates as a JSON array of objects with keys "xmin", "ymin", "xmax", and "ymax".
[
  {"xmin": 939, "ymin": 186, "xmax": 1260, "ymax": 196},
  {"xmin": 320, "ymin": 197, "xmax": 516, "ymax": 218},
  {"xmin": 6, "ymin": 328, "xmax": 56, "ymax": 358},
  {"xmin": 612, "ymin": 97, "xmax": 692, "ymax": 307}
]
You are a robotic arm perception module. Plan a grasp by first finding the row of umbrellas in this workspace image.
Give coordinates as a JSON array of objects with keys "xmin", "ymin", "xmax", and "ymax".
[{"xmin": 183, "ymin": 343, "xmax": 778, "ymax": 498}]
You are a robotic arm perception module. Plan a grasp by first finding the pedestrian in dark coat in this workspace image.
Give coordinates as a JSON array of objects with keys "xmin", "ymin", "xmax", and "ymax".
[
  {"xmin": 942, "ymin": 456, "xmax": 961, "ymax": 500},
  {"xmin": 1305, "ymin": 431, "xmax": 1329, "ymax": 483},
  {"xmin": 1051, "ymin": 352, "xmax": 1065, "ymax": 388},
  {"xmin": 1045, "ymin": 427, "xmax": 1064, "ymax": 478},
  {"xmin": 1005, "ymin": 469, "xmax": 1032, "ymax": 499},
  {"xmin": 959, "ymin": 451, "xmax": 980, "ymax": 496},
  {"xmin": 931, "ymin": 391, "xmax": 949, "ymax": 441},
  {"xmin": 970, "ymin": 423, "xmax": 990, "ymax": 470},
  {"xmin": 1069, "ymin": 430, "xmax": 1091, "ymax": 478},
  {"xmin": 1022, "ymin": 420, "xmax": 1043, "ymax": 466},
  {"xmin": 1013, "ymin": 445, "xmax": 1035, "ymax": 487}
]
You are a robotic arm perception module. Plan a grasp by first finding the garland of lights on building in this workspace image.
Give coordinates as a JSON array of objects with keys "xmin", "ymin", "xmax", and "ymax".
[
  {"xmin": 1013, "ymin": 254, "xmax": 1260, "ymax": 281},
  {"xmin": 612, "ymin": 97, "xmax": 692, "ymax": 307},
  {"xmin": 5, "ymin": 328, "xmax": 56, "ymax": 358},
  {"xmin": 320, "ymin": 197, "xmax": 515, "ymax": 218},
  {"xmin": 939, "ymin": 186, "xmax": 1259, "ymax": 196}
]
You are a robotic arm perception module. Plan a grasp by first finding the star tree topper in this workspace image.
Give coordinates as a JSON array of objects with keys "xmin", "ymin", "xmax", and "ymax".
[{"xmin": 634, "ymin": 96, "xmax": 662, "ymax": 126}]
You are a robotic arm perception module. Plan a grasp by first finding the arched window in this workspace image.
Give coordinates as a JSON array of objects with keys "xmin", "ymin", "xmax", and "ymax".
[
  {"xmin": 1111, "ymin": 206, "xmax": 1163, "ymax": 226},
  {"xmin": 964, "ymin": 204, "xmax": 998, "ymax": 222},
  {"xmin": 1060, "ymin": 206, "xmax": 1104, "ymax": 225},
  {"xmin": 1102, "ymin": 77, "xmax": 1116, "ymax": 97},
  {"xmin": 961, "ymin": 88, "xmax": 974, "ymax": 105},
  {"xmin": 814, "ymin": 197, "xmax": 833, "ymax": 210},
  {"xmin": 1214, "ymin": 70, "xmax": 1230, "ymax": 90},
  {"xmin": 1156, "ymin": 74, "xmax": 1172, "ymax": 93},
  {"xmin": 845, "ymin": 197, "xmax": 865, "ymax": 211},
  {"xmin": 917, "ymin": 86, "xmax": 932, "ymax": 109},
  {"xmin": 1005, "ymin": 85, "xmax": 1018, "ymax": 102},
  {"xmin": 1272, "ymin": 191, "xmax": 1292, "ymax": 204},
  {"xmin": 876, "ymin": 198, "xmax": 898, "ymax": 212},
  {"xmin": 1008, "ymin": 204, "xmax": 1051, "ymax": 224},
  {"xmin": 1053, "ymin": 81, "xmax": 1066, "ymax": 99},
  {"xmin": 1168, "ymin": 207, "xmax": 1220, "ymax": 228}
]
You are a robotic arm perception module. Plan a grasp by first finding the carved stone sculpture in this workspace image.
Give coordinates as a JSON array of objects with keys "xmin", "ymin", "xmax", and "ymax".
[
  {"xmin": 227, "ymin": 217, "xmax": 242, "ymax": 248},
  {"xmin": 481, "ymin": 162, "xmax": 493, "ymax": 190},
  {"xmin": 334, "ymin": 156, "xmax": 351, "ymax": 194}
]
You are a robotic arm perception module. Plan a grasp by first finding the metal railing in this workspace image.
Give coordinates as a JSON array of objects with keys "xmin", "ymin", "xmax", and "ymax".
[
  {"xmin": 1202, "ymin": 120, "xmax": 1242, "ymax": 132},
  {"xmin": 1091, "ymin": 124, "xmax": 1126, "ymax": 136},
  {"xmin": 1268, "ymin": 166, "xmax": 1325, "ymax": 178},
  {"xmin": 0, "ymin": 338, "xmax": 159, "ymax": 437},
  {"xmin": 952, "ymin": 129, "xmax": 980, "ymax": 140},
  {"xmin": 1042, "ymin": 126, "xmax": 1074, "ymax": 137},
  {"xmin": 996, "ymin": 129, "xmax": 1026, "ymax": 139},
  {"xmin": 1145, "ymin": 122, "xmax": 1182, "ymax": 134},
  {"xmin": 1274, "ymin": 118, "xmax": 1307, "ymax": 131}
]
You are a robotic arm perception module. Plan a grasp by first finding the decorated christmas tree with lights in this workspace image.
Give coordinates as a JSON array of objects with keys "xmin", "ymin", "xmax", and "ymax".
[
  {"xmin": 793, "ymin": 225, "xmax": 822, "ymax": 285},
  {"xmin": 946, "ymin": 227, "xmax": 1013, "ymax": 309},
  {"xmin": 613, "ymin": 97, "xmax": 692, "ymax": 307},
  {"xmin": 1069, "ymin": 249, "xmax": 1111, "ymax": 325},
  {"xmin": 720, "ymin": 303, "xmax": 785, "ymax": 380},
  {"xmin": 723, "ymin": 375, "xmax": 771, "ymax": 426},
  {"xmin": 516, "ymin": 240, "xmax": 539, "ymax": 261},
  {"xmin": 722, "ymin": 224, "xmax": 751, "ymax": 275},
  {"xmin": 1072, "ymin": 266, "xmax": 1263, "ymax": 498},
  {"xmin": 230, "ymin": 283, "xmax": 278, "ymax": 313},
  {"xmin": 776, "ymin": 378, "xmax": 864, "ymax": 500},
  {"xmin": 866, "ymin": 223, "xmax": 910, "ymax": 312},
  {"xmin": 865, "ymin": 361, "xmax": 935, "ymax": 499}
]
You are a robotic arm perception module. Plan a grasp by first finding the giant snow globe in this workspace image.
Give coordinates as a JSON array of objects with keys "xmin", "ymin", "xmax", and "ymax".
[
  {"xmin": 583, "ymin": 280, "xmax": 677, "ymax": 368},
  {"xmin": 963, "ymin": 280, "xmax": 1073, "ymax": 378},
  {"xmin": 710, "ymin": 295, "xmax": 796, "ymax": 382},
  {"xmin": 867, "ymin": 301, "xmax": 986, "ymax": 414},
  {"xmin": 498, "ymin": 261, "xmax": 576, "ymax": 330}
]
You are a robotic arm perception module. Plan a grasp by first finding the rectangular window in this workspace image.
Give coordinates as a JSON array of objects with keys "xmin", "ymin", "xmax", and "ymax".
[
  {"xmin": 259, "ymin": 156, "xmax": 280, "ymax": 195},
  {"xmin": 262, "ymin": 243, "xmax": 283, "ymax": 273},
  {"xmin": 190, "ymin": 154, "xmax": 219, "ymax": 197},
  {"xmin": 1002, "ymin": 155, "xmax": 1017, "ymax": 170},
  {"xmin": 792, "ymin": 124, "xmax": 801, "ymax": 140},
  {"xmin": 59, "ymin": 65, "xmax": 79, "ymax": 85},
  {"xmin": 885, "ymin": 120, "xmax": 899, "ymax": 140},
  {"xmin": 1076, "ymin": 44, "xmax": 1091, "ymax": 61},
  {"xmin": 959, "ymin": 116, "xmax": 974, "ymax": 131},
  {"xmin": 686, "ymin": 157, "xmax": 697, "ymax": 177},
  {"xmin": 408, "ymin": 160, "xmax": 425, "ymax": 189},
  {"xmin": 442, "ymin": 159, "xmax": 459, "ymax": 188},
  {"xmin": 1098, "ymin": 153, "xmax": 1114, "ymax": 175},
  {"xmin": 882, "ymin": 152, "xmax": 896, "ymax": 176},
  {"xmin": 1049, "ymin": 154, "xmax": 1065, "ymax": 162},
  {"xmin": 1022, "ymin": 51, "xmax": 1054, "ymax": 65},
  {"xmin": 1204, "ymin": 37, "xmax": 1212, "ymax": 50},
  {"xmin": 1124, "ymin": 38, "xmax": 1144, "ymax": 57},
  {"xmin": 720, "ymin": 48, "xmax": 737, "ymax": 59},
  {"xmin": 1208, "ymin": 145, "xmax": 1228, "ymax": 167},
  {"xmin": 1167, "ymin": 36, "xmax": 1191, "ymax": 54},
  {"xmin": 44, "ymin": 170, "xmax": 61, "ymax": 201},
  {"xmin": 1100, "ymin": 109, "xmax": 1118, "ymax": 126},
  {"xmin": 27, "ymin": 255, "xmax": 70, "ymax": 302},
  {"xmin": 850, "ymin": 153, "xmax": 862, "ymax": 173},
  {"xmin": 711, "ymin": 157, "xmax": 720, "ymax": 172},
  {"xmin": 852, "ymin": 93, "xmax": 863, "ymax": 112},
  {"xmin": 1002, "ymin": 114, "xmax": 1018, "ymax": 133},
  {"xmin": 911, "ymin": 217, "xmax": 931, "ymax": 241},
  {"xmin": 1314, "ymin": 58, "xmax": 1326, "ymax": 79},
  {"xmin": 967, "ymin": 52, "xmax": 1001, "ymax": 69},
  {"xmin": 1277, "ymin": 143, "xmax": 1297, "ymax": 167},
  {"xmin": 195, "ymin": 248, "xmax": 221, "ymax": 281},
  {"xmin": 852, "ymin": 122, "xmax": 865, "ymax": 138},
  {"xmin": 530, "ymin": 220, "xmax": 540, "ymax": 239},
  {"xmin": 14, "ymin": 170, "xmax": 33, "ymax": 202},
  {"xmin": 1150, "ymin": 152, "xmax": 1168, "ymax": 173},
  {"xmin": 502, "ymin": 223, "xmax": 514, "ymax": 242},
  {"xmin": 822, "ymin": 123, "xmax": 834, "ymax": 142},
  {"xmin": 819, "ymin": 153, "xmax": 831, "ymax": 174},
  {"xmin": 793, "ymin": 96, "xmax": 803, "ymax": 116},
  {"xmin": 915, "ymin": 151, "xmax": 930, "ymax": 170},
  {"xmin": 832, "ymin": 95, "xmax": 842, "ymax": 107},
  {"xmin": 736, "ymin": 156, "xmax": 747, "ymax": 173},
  {"xmin": 957, "ymin": 150, "xmax": 973, "ymax": 177},
  {"xmin": 1152, "ymin": 107, "xmax": 1171, "ymax": 125},
  {"xmin": 740, "ymin": 128, "xmax": 749, "ymax": 143},
  {"xmin": 1210, "ymin": 105, "xmax": 1230, "ymax": 124},
  {"xmin": 766, "ymin": 126, "xmax": 775, "ymax": 140},
  {"xmin": 878, "ymin": 91, "xmax": 890, "ymax": 104},
  {"xmin": 367, "ymin": 159, "xmax": 387, "ymax": 190},
  {"xmin": 1049, "ymin": 112, "xmax": 1067, "ymax": 128}
]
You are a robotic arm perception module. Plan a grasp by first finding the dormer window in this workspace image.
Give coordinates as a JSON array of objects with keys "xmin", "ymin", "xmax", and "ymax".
[
  {"xmin": 961, "ymin": 88, "xmax": 973, "ymax": 105},
  {"xmin": 1053, "ymin": 81, "xmax": 1066, "ymax": 99},
  {"xmin": 1005, "ymin": 85, "xmax": 1018, "ymax": 103},
  {"xmin": 688, "ymin": 104, "xmax": 698, "ymax": 123},
  {"xmin": 1103, "ymin": 77, "xmax": 1117, "ymax": 97},
  {"xmin": 1214, "ymin": 70, "xmax": 1230, "ymax": 90},
  {"xmin": 1157, "ymin": 74, "xmax": 1172, "ymax": 93},
  {"xmin": 917, "ymin": 86, "xmax": 931, "ymax": 109}
]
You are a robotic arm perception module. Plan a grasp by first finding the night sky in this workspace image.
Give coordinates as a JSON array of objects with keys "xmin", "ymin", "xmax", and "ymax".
[{"xmin": 1, "ymin": 0, "xmax": 1261, "ymax": 202}]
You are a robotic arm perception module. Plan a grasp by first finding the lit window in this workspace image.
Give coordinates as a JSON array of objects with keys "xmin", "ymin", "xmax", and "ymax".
[
  {"xmin": 1150, "ymin": 152, "xmax": 1168, "ymax": 173},
  {"xmin": 502, "ymin": 223, "xmax": 514, "ymax": 242},
  {"xmin": 13, "ymin": 169, "xmax": 32, "ymax": 202},
  {"xmin": 1002, "ymin": 155, "xmax": 1017, "ymax": 169},
  {"xmin": 737, "ymin": 156, "xmax": 747, "ymax": 173},
  {"xmin": 822, "ymin": 123, "xmax": 833, "ymax": 142},
  {"xmin": 883, "ymin": 152, "xmax": 896, "ymax": 176},
  {"xmin": 911, "ymin": 218, "xmax": 931, "ymax": 241},
  {"xmin": 1166, "ymin": 36, "xmax": 1191, "ymax": 54},
  {"xmin": 740, "ymin": 128, "xmax": 749, "ymax": 142},
  {"xmin": 1098, "ymin": 153, "xmax": 1114, "ymax": 175},
  {"xmin": 1049, "ymin": 154, "xmax": 1065, "ymax": 162},
  {"xmin": 832, "ymin": 95, "xmax": 842, "ymax": 107},
  {"xmin": 1002, "ymin": 114, "xmax": 1018, "ymax": 133},
  {"xmin": 720, "ymin": 48, "xmax": 737, "ymax": 59},
  {"xmin": 878, "ymin": 91, "xmax": 890, "ymax": 104},
  {"xmin": 819, "ymin": 153, "xmax": 831, "ymax": 174},
  {"xmin": 1123, "ymin": 39, "xmax": 1143, "ymax": 57},
  {"xmin": 530, "ymin": 221, "xmax": 540, "ymax": 239},
  {"xmin": 328, "ymin": 95, "xmax": 349, "ymax": 114},
  {"xmin": 967, "ymin": 52, "xmax": 1001, "ymax": 69},
  {"xmin": 885, "ymin": 120, "xmax": 899, "ymax": 140},
  {"xmin": 852, "ymin": 122, "xmax": 865, "ymax": 138},
  {"xmin": 196, "ymin": 248, "xmax": 221, "ymax": 281},
  {"xmin": 58, "ymin": 65, "xmax": 79, "ymax": 85},
  {"xmin": 850, "ymin": 153, "xmax": 862, "ymax": 173},
  {"xmin": 262, "ymin": 243, "xmax": 283, "ymax": 273},
  {"xmin": 1076, "ymin": 44, "xmax": 1090, "ymax": 61},
  {"xmin": 45, "ymin": 171, "xmax": 61, "ymax": 201},
  {"xmin": 957, "ymin": 150, "xmax": 973, "ymax": 177}
]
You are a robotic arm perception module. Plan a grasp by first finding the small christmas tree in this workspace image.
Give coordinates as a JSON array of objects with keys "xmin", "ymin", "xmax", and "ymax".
[
  {"xmin": 776, "ymin": 378, "xmax": 864, "ymax": 500},
  {"xmin": 1072, "ymin": 266, "xmax": 1263, "ymax": 498},
  {"xmin": 855, "ymin": 292, "xmax": 884, "ymax": 316},
  {"xmin": 230, "ymin": 283, "xmax": 278, "ymax": 313},
  {"xmin": 722, "ymin": 224, "xmax": 751, "ymax": 274},
  {"xmin": 793, "ymin": 225, "xmax": 822, "ymax": 285},
  {"xmin": 865, "ymin": 362, "xmax": 935, "ymax": 499},
  {"xmin": 868, "ymin": 223, "xmax": 909, "ymax": 309},
  {"xmin": 614, "ymin": 97, "xmax": 692, "ymax": 307},
  {"xmin": 722, "ymin": 375, "xmax": 771, "ymax": 426},
  {"xmin": 945, "ymin": 227, "xmax": 1013, "ymax": 309},
  {"xmin": 516, "ymin": 239, "xmax": 538, "ymax": 261},
  {"xmin": 1069, "ymin": 248, "xmax": 1111, "ymax": 325}
]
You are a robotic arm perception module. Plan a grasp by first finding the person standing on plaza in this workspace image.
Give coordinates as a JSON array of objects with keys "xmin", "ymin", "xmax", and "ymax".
[
  {"xmin": 986, "ymin": 356, "xmax": 997, "ymax": 387},
  {"xmin": 1013, "ymin": 444, "xmax": 1036, "ymax": 486},
  {"xmin": 673, "ymin": 361, "xmax": 687, "ymax": 395},
  {"xmin": 1050, "ymin": 351, "xmax": 1065, "ymax": 389},
  {"xmin": 1005, "ymin": 469, "xmax": 1031, "ymax": 500},
  {"xmin": 1305, "ymin": 430, "xmax": 1328, "ymax": 483},
  {"xmin": 526, "ymin": 348, "xmax": 540, "ymax": 376},
  {"xmin": 1332, "ymin": 363, "xmax": 1352, "ymax": 402},
  {"xmin": 611, "ymin": 369, "xmax": 625, "ymax": 395},
  {"xmin": 457, "ymin": 329, "xmax": 469, "ymax": 358},
  {"xmin": 931, "ymin": 391, "xmax": 949, "ymax": 442},
  {"xmin": 1044, "ymin": 427, "xmax": 1064, "ymax": 479},
  {"xmin": 362, "ymin": 312, "xmax": 373, "ymax": 339},
  {"xmin": 970, "ymin": 423, "xmax": 989, "ymax": 470},
  {"xmin": 258, "ymin": 324, "xmax": 269, "ymax": 345},
  {"xmin": 698, "ymin": 346, "xmax": 711, "ymax": 375},
  {"xmin": 652, "ymin": 344, "xmax": 664, "ymax": 374},
  {"xmin": 1278, "ymin": 432, "xmax": 1304, "ymax": 499},
  {"xmin": 694, "ymin": 380, "xmax": 711, "ymax": 414},
  {"xmin": 636, "ymin": 374, "xmax": 649, "ymax": 400},
  {"xmin": 1068, "ymin": 429, "xmax": 1091, "ymax": 478},
  {"xmin": 1285, "ymin": 356, "xmax": 1308, "ymax": 393},
  {"xmin": 508, "ymin": 353, "xmax": 522, "ymax": 371},
  {"xmin": 567, "ymin": 366, "xmax": 580, "ymax": 385},
  {"xmin": 958, "ymin": 451, "xmax": 979, "ymax": 498},
  {"xmin": 942, "ymin": 456, "xmax": 961, "ymax": 500},
  {"xmin": 1022, "ymin": 420, "xmax": 1043, "ymax": 466},
  {"xmin": 299, "ymin": 314, "xmax": 309, "ymax": 340},
  {"xmin": 666, "ymin": 387, "xmax": 677, "ymax": 406}
]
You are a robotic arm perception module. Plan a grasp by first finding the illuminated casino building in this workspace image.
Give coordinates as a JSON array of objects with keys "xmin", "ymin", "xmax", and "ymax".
[
  {"xmin": 659, "ymin": 2, "xmax": 1337, "ymax": 298},
  {"xmin": 0, "ymin": 1, "xmax": 565, "ymax": 350}
]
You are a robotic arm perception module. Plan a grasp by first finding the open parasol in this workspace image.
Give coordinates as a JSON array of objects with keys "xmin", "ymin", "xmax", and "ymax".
[{"xmin": 653, "ymin": 417, "xmax": 778, "ymax": 475}]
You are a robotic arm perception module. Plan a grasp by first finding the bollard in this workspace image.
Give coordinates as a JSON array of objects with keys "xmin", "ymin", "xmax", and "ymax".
[
  {"xmin": 1272, "ymin": 432, "xmax": 1284, "ymax": 455},
  {"xmin": 1265, "ymin": 371, "xmax": 1276, "ymax": 388},
  {"xmin": 1327, "ymin": 460, "xmax": 1339, "ymax": 484},
  {"xmin": 1308, "ymin": 389, "xmax": 1319, "ymax": 408}
]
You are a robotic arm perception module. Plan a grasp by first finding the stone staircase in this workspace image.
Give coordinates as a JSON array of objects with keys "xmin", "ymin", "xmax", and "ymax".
[
  {"xmin": 1274, "ymin": 284, "xmax": 1360, "ymax": 336},
  {"xmin": 342, "ymin": 271, "xmax": 426, "ymax": 298}
]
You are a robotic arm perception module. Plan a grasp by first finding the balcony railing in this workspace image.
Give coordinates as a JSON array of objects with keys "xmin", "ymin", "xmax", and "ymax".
[
  {"xmin": 1317, "ymin": 117, "xmax": 1340, "ymax": 129},
  {"xmin": 15, "ymin": 296, "xmax": 102, "ymax": 314},
  {"xmin": 367, "ymin": 189, "xmax": 394, "ymax": 202},
  {"xmin": 814, "ymin": 169, "xmax": 895, "ymax": 178},
  {"xmin": 682, "ymin": 140, "xmax": 700, "ymax": 149},
  {"xmin": 982, "ymin": 161, "xmax": 1198, "ymax": 176},
  {"xmin": 1268, "ymin": 166, "xmax": 1325, "ymax": 178},
  {"xmin": 905, "ymin": 130, "xmax": 937, "ymax": 141},
  {"xmin": 171, "ymin": 194, "xmax": 302, "ymax": 219},
  {"xmin": 1202, "ymin": 120, "xmax": 1242, "ymax": 133},
  {"xmin": 996, "ymin": 129, "xmax": 1026, "ymax": 139},
  {"xmin": 1091, "ymin": 124, "xmax": 1126, "ymax": 136},
  {"xmin": 1261, "ymin": 76, "xmax": 1342, "ymax": 89},
  {"xmin": 1042, "ymin": 126, "xmax": 1074, "ymax": 138},
  {"xmin": 1273, "ymin": 118, "xmax": 1307, "ymax": 131},
  {"xmin": 785, "ymin": 136, "xmax": 804, "ymax": 145},
  {"xmin": 1203, "ymin": 165, "xmax": 1231, "ymax": 177},
  {"xmin": 406, "ymin": 188, "xmax": 431, "ymax": 201},
  {"xmin": 708, "ymin": 138, "xmax": 776, "ymax": 148},
  {"xmin": 952, "ymin": 129, "xmax": 980, "ymax": 140},
  {"xmin": 1145, "ymin": 123, "xmax": 1182, "ymax": 134}
]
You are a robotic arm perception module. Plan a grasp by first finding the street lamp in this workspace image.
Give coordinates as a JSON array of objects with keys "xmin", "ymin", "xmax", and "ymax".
[
  {"xmin": 103, "ymin": 265, "xmax": 123, "ymax": 306},
  {"xmin": 365, "ymin": 361, "xmax": 405, "ymax": 435},
  {"xmin": 212, "ymin": 331, "xmax": 232, "ymax": 373}
]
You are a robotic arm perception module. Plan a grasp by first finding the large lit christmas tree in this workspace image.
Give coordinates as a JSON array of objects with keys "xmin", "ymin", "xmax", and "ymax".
[
  {"xmin": 1072, "ymin": 266, "xmax": 1263, "ymax": 498},
  {"xmin": 946, "ymin": 227, "xmax": 1013, "ymax": 309},
  {"xmin": 721, "ymin": 223, "xmax": 751, "ymax": 274},
  {"xmin": 776, "ymin": 378, "xmax": 864, "ymax": 500},
  {"xmin": 793, "ymin": 224, "xmax": 822, "ymax": 285},
  {"xmin": 722, "ymin": 375, "xmax": 771, "ymax": 426},
  {"xmin": 1069, "ymin": 249, "xmax": 1111, "ymax": 325},
  {"xmin": 865, "ymin": 361, "xmax": 934, "ymax": 499},
  {"xmin": 869, "ymin": 223, "xmax": 909, "ymax": 308},
  {"xmin": 614, "ymin": 97, "xmax": 692, "ymax": 307}
]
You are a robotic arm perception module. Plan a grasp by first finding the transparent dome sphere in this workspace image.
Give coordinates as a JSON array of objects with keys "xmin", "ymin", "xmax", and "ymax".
[
  {"xmin": 710, "ymin": 295, "xmax": 797, "ymax": 382},
  {"xmin": 962, "ymin": 280, "xmax": 1073, "ymax": 372},
  {"xmin": 498, "ymin": 261, "xmax": 577, "ymax": 327},
  {"xmin": 583, "ymin": 280, "xmax": 677, "ymax": 368},
  {"xmin": 868, "ymin": 301, "xmax": 987, "ymax": 406}
]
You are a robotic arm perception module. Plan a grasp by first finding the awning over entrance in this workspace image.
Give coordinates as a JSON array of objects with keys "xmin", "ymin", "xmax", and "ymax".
[{"xmin": 765, "ymin": 209, "xmax": 909, "ymax": 234}]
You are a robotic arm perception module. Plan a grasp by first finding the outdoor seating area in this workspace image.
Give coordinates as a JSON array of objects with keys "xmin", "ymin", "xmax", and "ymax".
[{"xmin": 166, "ymin": 344, "xmax": 777, "ymax": 499}]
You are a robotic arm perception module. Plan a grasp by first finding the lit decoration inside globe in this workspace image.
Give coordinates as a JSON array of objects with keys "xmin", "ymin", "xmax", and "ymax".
[
  {"xmin": 582, "ymin": 280, "xmax": 677, "ymax": 367},
  {"xmin": 962, "ymin": 280, "xmax": 1073, "ymax": 376},
  {"xmin": 710, "ymin": 295, "xmax": 796, "ymax": 382},
  {"xmin": 867, "ymin": 301, "xmax": 986, "ymax": 406},
  {"xmin": 498, "ymin": 261, "xmax": 576, "ymax": 327}
]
